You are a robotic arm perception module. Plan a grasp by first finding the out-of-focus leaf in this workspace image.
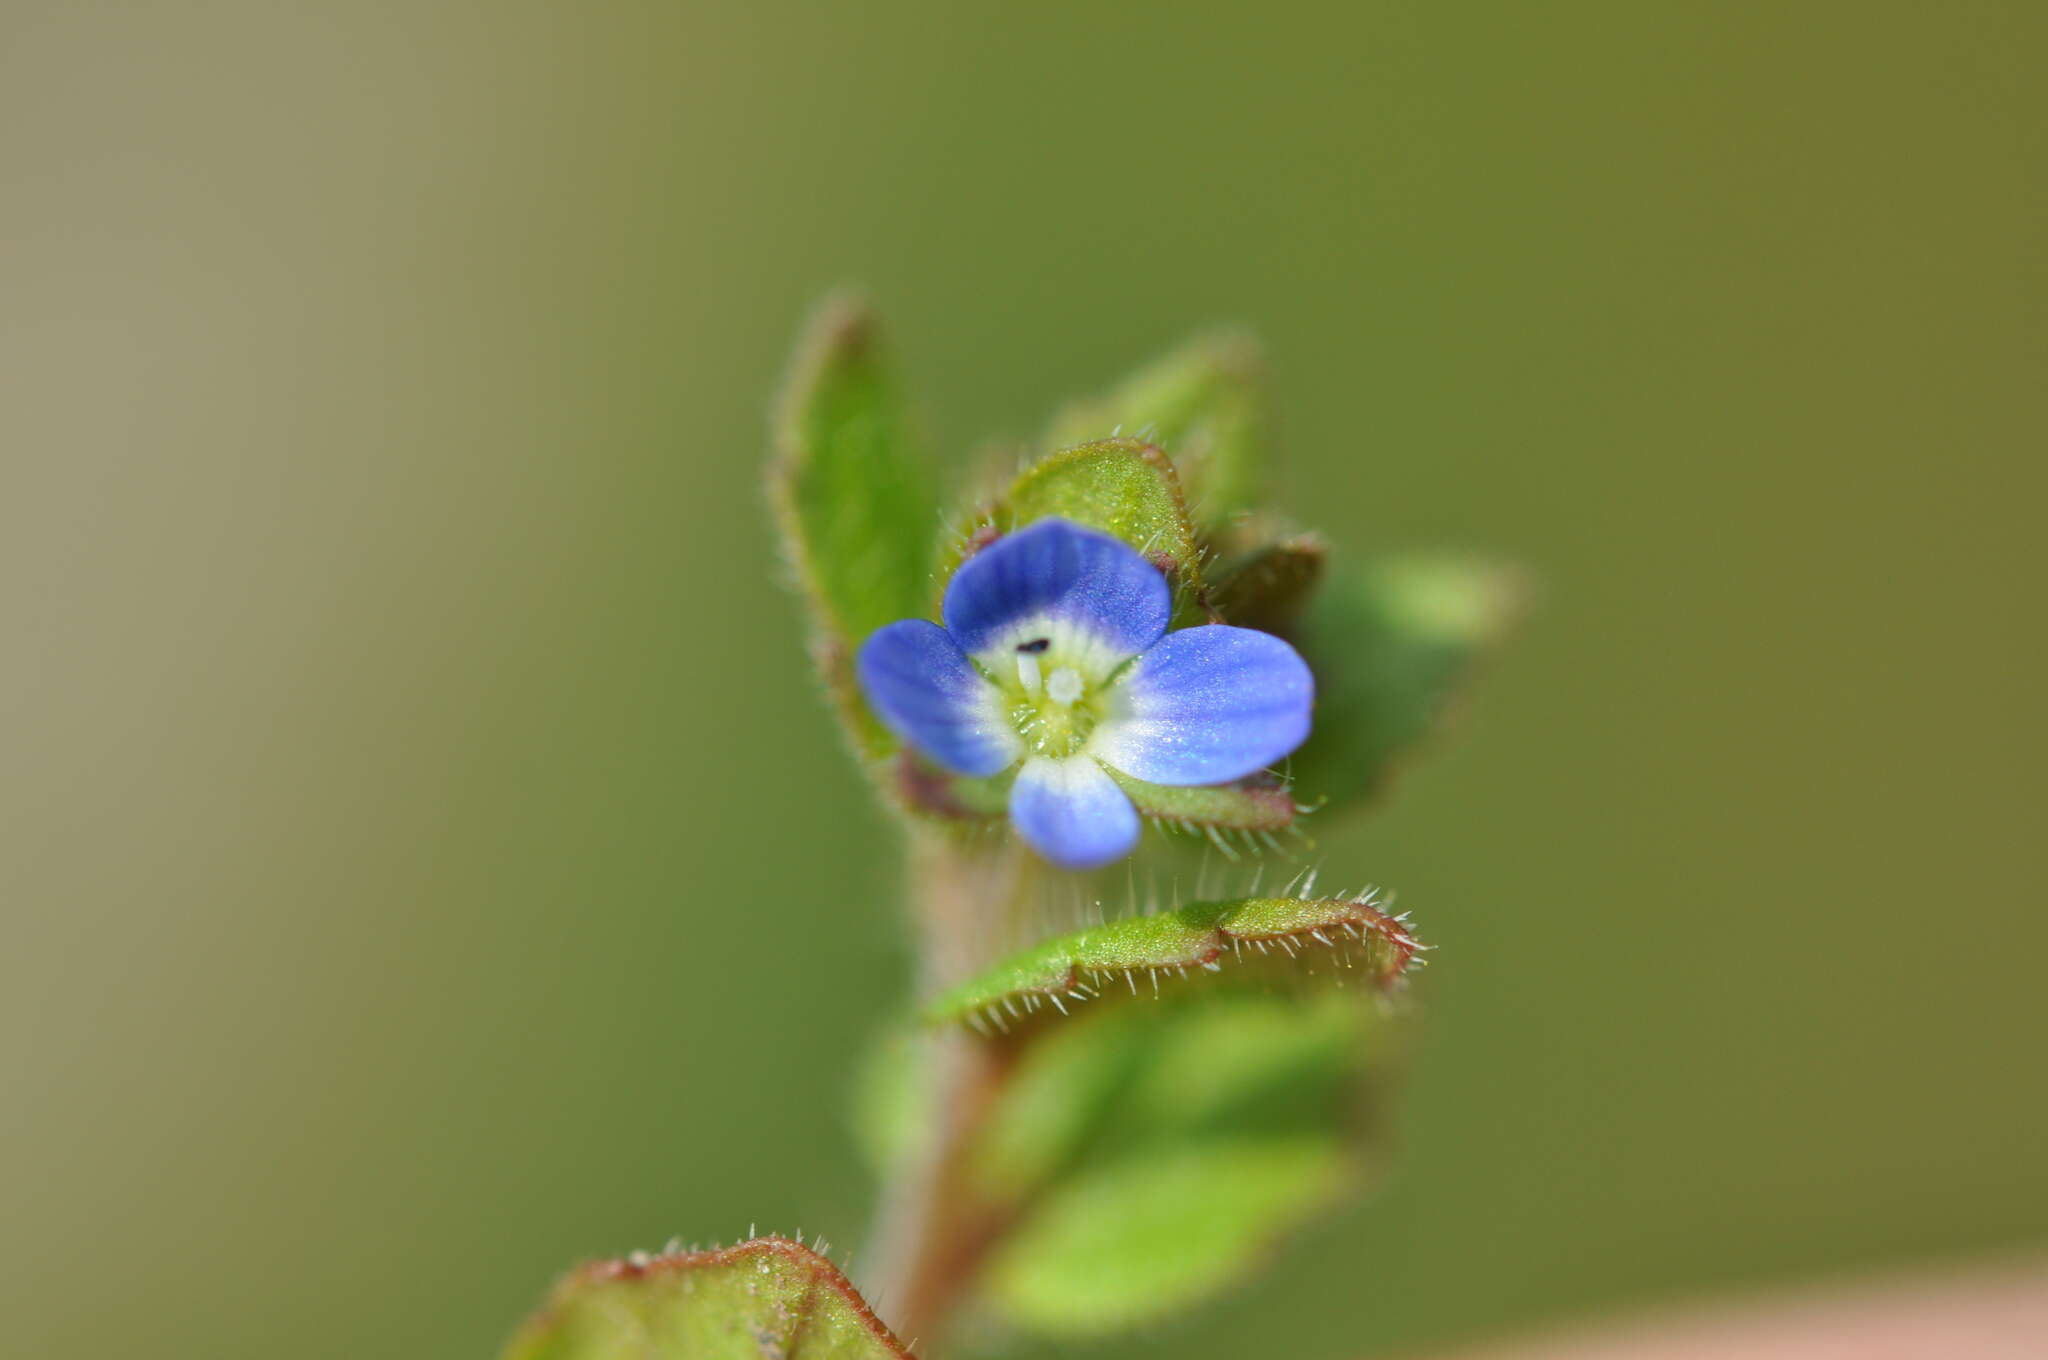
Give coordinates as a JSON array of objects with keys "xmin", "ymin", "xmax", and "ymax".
[
  {"xmin": 1111, "ymin": 985, "xmax": 1364, "ymax": 1141},
  {"xmin": 965, "ymin": 1000, "xmax": 1157, "ymax": 1202},
  {"xmin": 1045, "ymin": 331, "xmax": 1270, "ymax": 530},
  {"xmin": 985, "ymin": 1137, "xmax": 1347, "ymax": 1336},
  {"xmin": 924, "ymin": 891, "xmax": 1422, "ymax": 1036},
  {"xmin": 769, "ymin": 296, "xmax": 937, "ymax": 759},
  {"xmin": 922, "ymin": 895, "xmax": 1418, "ymax": 1337},
  {"xmin": 502, "ymin": 1237, "xmax": 914, "ymax": 1360},
  {"xmin": 851, "ymin": 1026, "xmax": 932, "ymax": 1179},
  {"xmin": 1288, "ymin": 554, "xmax": 1522, "ymax": 810},
  {"xmin": 967, "ymin": 988, "xmax": 1385, "ymax": 1338},
  {"xmin": 967, "ymin": 987, "xmax": 1369, "ymax": 1201},
  {"xmin": 1209, "ymin": 531, "xmax": 1327, "ymax": 634},
  {"xmin": 848, "ymin": 1002, "xmax": 1374, "ymax": 1343}
]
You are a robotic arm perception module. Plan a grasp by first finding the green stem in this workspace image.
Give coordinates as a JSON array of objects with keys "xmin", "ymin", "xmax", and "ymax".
[{"xmin": 863, "ymin": 831, "xmax": 1035, "ymax": 1353}]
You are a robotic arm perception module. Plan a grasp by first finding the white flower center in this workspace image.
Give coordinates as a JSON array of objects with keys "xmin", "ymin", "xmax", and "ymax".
[{"xmin": 978, "ymin": 618, "xmax": 1127, "ymax": 760}]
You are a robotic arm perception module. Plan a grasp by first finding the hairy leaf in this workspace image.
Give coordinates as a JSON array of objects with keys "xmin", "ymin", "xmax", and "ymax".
[
  {"xmin": 1288, "ymin": 554, "xmax": 1522, "ymax": 809},
  {"xmin": 503, "ymin": 1237, "xmax": 914, "ymax": 1360},
  {"xmin": 907, "ymin": 896, "xmax": 1419, "ymax": 1338},
  {"xmin": 925, "ymin": 891, "xmax": 1422, "ymax": 1036},
  {"xmin": 770, "ymin": 296, "xmax": 937, "ymax": 758},
  {"xmin": 1107, "ymin": 768, "xmax": 1299, "ymax": 842},
  {"xmin": 1045, "ymin": 331, "xmax": 1269, "ymax": 529},
  {"xmin": 994, "ymin": 438, "xmax": 1205, "ymax": 605}
]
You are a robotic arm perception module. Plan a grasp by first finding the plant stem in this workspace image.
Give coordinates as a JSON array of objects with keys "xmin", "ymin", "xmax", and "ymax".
[{"xmin": 863, "ymin": 831, "xmax": 1034, "ymax": 1353}]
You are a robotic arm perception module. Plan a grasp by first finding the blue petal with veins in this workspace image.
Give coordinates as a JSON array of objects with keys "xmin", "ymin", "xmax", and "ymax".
[
  {"xmin": 856, "ymin": 619, "xmax": 1018, "ymax": 776},
  {"xmin": 1008, "ymin": 756, "xmax": 1141, "ymax": 870},
  {"xmin": 1092, "ymin": 625, "xmax": 1314, "ymax": 785},
  {"xmin": 944, "ymin": 518, "xmax": 1170, "ymax": 662}
]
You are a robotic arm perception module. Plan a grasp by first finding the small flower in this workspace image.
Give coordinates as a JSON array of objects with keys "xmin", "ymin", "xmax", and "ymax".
[{"xmin": 857, "ymin": 518, "xmax": 1314, "ymax": 870}]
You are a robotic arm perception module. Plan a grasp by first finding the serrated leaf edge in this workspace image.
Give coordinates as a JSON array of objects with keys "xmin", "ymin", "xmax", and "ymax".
[{"xmin": 928, "ymin": 891, "xmax": 1425, "ymax": 1035}]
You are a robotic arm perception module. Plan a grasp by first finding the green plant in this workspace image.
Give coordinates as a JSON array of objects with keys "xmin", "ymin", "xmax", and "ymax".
[{"xmin": 501, "ymin": 297, "xmax": 1516, "ymax": 1358}]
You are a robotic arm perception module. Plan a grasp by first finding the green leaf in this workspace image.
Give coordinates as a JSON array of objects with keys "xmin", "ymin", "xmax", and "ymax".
[
  {"xmin": 917, "ymin": 895, "xmax": 1419, "ymax": 1336},
  {"xmin": 996, "ymin": 437, "xmax": 1204, "ymax": 599},
  {"xmin": 985, "ymin": 1137, "xmax": 1347, "ymax": 1336},
  {"xmin": 1045, "ymin": 331, "xmax": 1270, "ymax": 530},
  {"xmin": 907, "ymin": 892, "xmax": 1418, "ymax": 1339},
  {"xmin": 1288, "ymin": 555, "xmax": 1522, "ymax": 810},
  {"xmin": 769, "ymin": 295, "xmax": 937, "ymax": 759},
  {"xmin": 964, "ymin": 1001, "xmax": 1158, "ymax": 1202},
  {"xmin": 924, "ymin": 891, "xmax": 1422, "ymax": 1035},
  {"xmin": 850, "ymin": 1025, "xmax": 931, "ymax": 1179},
  {"xmin": 934, "ymin": 437, "xmax": 1208, "ymax": 629},
  {"xmin": 503, "ymin": 1237, "xmax": 914, "ymax": 1360},
  {"xmin": 1108, "ymin": 986, "xmax": 1369, "ymax": 1141},
  {"xmin": 967, "ymin": 988, "xmax": 1388, "ymax": 1338}
]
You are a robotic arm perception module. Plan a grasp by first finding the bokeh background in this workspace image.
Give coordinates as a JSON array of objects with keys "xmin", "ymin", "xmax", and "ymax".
[{"xmin": 5, "ymin": 2, "xmax": 2043, "ymax": 1356}]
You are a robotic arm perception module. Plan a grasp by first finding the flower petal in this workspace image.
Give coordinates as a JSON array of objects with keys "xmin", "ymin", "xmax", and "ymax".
[
  {"xmin": 944, "ymin": 518, "xmax": 1171, "ymax": 663},
  {"xmin": 1093, "ymin": 625, "xmax": 1314, "ymax": 785},
  {"xmin": 856, "ymin": 619, "xmax": 1020, "ymax": 776},
  {"xmin": 1009, "ymin": 756, "xmax": 1141, "ymax": 871}
]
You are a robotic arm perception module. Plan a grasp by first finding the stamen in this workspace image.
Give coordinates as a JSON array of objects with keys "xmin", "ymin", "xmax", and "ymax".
[{"xmin": 1016, "ymin": 651, "xmax": 1043, "ymax": 694}]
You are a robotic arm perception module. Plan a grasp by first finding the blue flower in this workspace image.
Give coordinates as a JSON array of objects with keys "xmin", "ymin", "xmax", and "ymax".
[{"xmin": 857, "ymin": 518, "xmax": 1314, "ymax": 870}]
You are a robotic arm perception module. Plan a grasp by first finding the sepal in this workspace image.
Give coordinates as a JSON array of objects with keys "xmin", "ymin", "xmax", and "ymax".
[
  {"xmin": 944, "ymin": 438, "xmax": 1207, "ymax": 622},
  {"xmin": 1106, "ymin": 767, "xmax": 1300, "ymax": 846},
  {"xmin": 1045, "ymin": 330, "xmax": 1270, "ymax": 531}
]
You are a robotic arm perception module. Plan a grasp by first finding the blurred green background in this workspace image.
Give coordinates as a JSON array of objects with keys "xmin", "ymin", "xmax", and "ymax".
[{"xmin": 5, "ymin": 2, "xmax": 2043, "ymax": 1356}]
